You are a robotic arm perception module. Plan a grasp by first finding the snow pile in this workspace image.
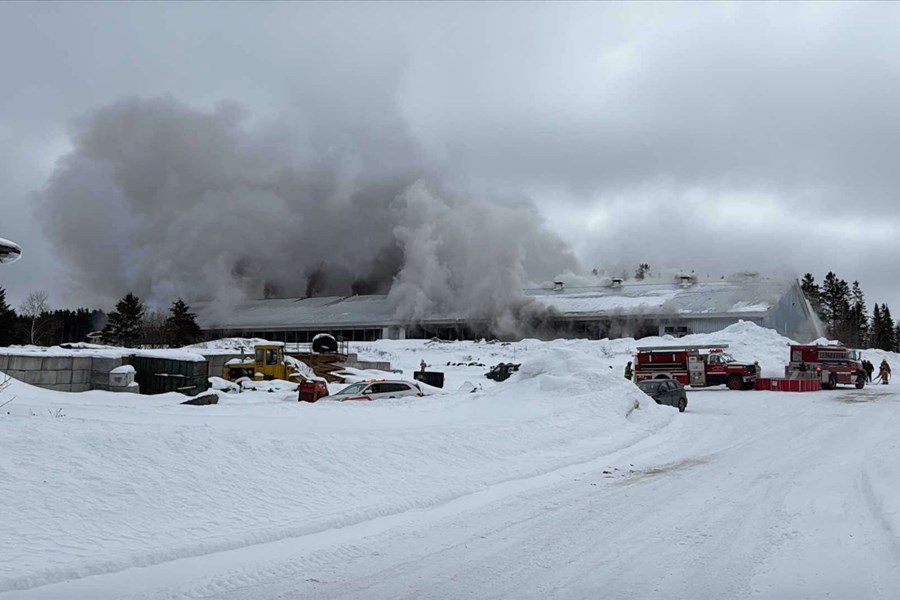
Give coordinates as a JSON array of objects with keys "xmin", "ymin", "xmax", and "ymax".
[
  {"xmin": 354, "ymin": 320, "xmax": 797, "ymax": 382},
  {"xmin": 6, "ymin": 321, "xmax": 894, "ymax": 595},
  {"xmin": 208, "ymin": 376, "xmax": 239, "ymax": 393},
  {"xmin": 184, "ymin": 338, "xmax": 280, "ymax": 355},
  {"xmin": 0, "ymin": 344, "xmax": 130, "ymax": 358},
  {"xmin": 283, "ymin": 355, "xmax": 316, "ymax": 379},
  {"xmin": 0, "ymin": 343, "xmax": 207, "ymax": 362},
  {"xmin": 0, "ymin": 344, "xmax": 669, "ymax": 593}
]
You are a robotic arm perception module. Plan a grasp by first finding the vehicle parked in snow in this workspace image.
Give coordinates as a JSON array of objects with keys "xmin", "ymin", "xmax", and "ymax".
[
  {"xmin": 332, "ymin": 379, "xmax": 424, "ymax": 401},
  {"xmin": 785, "ymin": 344, "xmax": 866, "ymax": 389},
  {"xmin": 636, "ymin": 379, "xmax": 688, "ymax": 412},
  {"xmin": 485, "ymin": 363, "xmax": 521, "ymax": 382},
  {"xmin": 634, "ymin": 344, "xmax": 756, "ymax": 390}
]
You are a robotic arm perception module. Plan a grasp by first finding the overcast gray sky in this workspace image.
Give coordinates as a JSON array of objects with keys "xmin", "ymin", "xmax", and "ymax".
[{"xmin": 1, "ymin": 2, "xmax": 898, "ymax": 313}]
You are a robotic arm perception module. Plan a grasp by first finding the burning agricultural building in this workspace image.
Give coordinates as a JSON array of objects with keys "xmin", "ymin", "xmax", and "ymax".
[{"xmin": 194, "ymin": 273, "xmax": 818, "ymax": 343}]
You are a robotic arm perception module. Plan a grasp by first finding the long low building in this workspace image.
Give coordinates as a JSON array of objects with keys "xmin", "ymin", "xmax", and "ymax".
[{"xmin": 195, "ymin": 273, "xmax": 820, "ymax": 343}]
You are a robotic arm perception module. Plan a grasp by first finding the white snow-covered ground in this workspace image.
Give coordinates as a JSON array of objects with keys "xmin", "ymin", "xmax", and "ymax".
[{"xmin": 2, "ymin": 322, "xmax": 899, "ymax": 599}]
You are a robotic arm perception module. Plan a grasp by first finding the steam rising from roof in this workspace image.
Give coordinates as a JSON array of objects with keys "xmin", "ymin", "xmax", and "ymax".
[{"xmin": 38, "ymin": 97, "xmax": 577, "ymax": 328}]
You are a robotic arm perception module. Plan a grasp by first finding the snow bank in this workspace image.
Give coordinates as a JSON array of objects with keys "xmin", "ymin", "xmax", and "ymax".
[
  {"xmin": 0, "ymin": 344, "xmax": 128, "ymax": 358},
  {"xmin": 353, "ymin": 320, "xmax": 797, "ymax": 381},
  {"xmin": 0, "ymin": 343, "xmax": 207, "ymax": 362},
  {"xmin": 283, "ymin": 355, "xmax": 315, "ymax": 379},
  {"xmin": 184, "ymin": 338, "xmax": 281, "ymax": 355},
  {"xmin": 4, "ymin": 321, "xmax": 867, "ymax": 593},
  {"xmin": 0, "ymin": 343, "xmax": 669, "ymax": 593}
]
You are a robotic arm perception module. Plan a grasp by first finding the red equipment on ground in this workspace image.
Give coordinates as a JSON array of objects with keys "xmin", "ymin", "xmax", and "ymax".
[
  {"xmin": 298, "ymin": 379, "xmax": 329, "ymax": 402},
  {"xmin": 634, "ymin": 344, "xmax": 757, "ymax": 390},
  {"xmin": 754, "ymin": 378, "xmax": 822, "ymax": 392},
  {"xmin": 784, "ymin": 344, "xmax": 866, "ymax": 390}
]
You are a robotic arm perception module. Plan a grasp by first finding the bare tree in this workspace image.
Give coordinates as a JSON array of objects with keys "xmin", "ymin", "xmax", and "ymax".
[
  {"xmin": 141, "ymin": 309, "xmax": 170, "ymax": 347},
  {"xmin": 19, "ymin": 291, "xmax": 50, "ymax": 345}
]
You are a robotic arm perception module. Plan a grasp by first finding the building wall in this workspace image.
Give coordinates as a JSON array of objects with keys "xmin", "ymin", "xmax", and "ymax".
[
  {"xmin": 656, "ymin": 317, "xmax": 764, "ymax": 337},
  {"xmin": 197, "ymin": 281, "xmax": 817, "ymax": 343},
  {"xmin": 204, "ymin": 328, "xmax": 384, "ymax": 343},
  {"xmin": 761, "ymin": 282, "xmax": 817, "ymax": 342}
]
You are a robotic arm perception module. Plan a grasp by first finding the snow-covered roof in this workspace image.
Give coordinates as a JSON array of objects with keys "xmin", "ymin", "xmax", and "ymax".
[
  {"xmin": 197, "ymin": 295, "xmax": 399, "ymax": 330},
  {"xmin": 527, "ymin": 278, "xmax": 792, "ymax": 319},
  {"xmin": 195, "ymin": 276, "xmax": 798, "ymax": 331}
]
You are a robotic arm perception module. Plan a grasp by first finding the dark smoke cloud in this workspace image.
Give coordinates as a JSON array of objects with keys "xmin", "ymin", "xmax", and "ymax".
[{"xmin": 38, "ymin": 96, "xmax": 577, "ymax": 323}]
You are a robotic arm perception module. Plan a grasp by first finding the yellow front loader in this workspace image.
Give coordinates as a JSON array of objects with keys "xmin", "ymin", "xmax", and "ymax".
[{"xmin": 222, "ymin": 344, "xmax": 306, "ymax": 383}]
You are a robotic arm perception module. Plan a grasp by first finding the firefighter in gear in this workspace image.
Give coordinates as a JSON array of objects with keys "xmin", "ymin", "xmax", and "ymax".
[
  {"xmin": 624, "ymin": 361, "xmax": 633, "ymax": 381},
  {"xmin": 879, "ymin": 359, "xmax": 891, "ymax": 384},
  {"xmin": 863, "ymin": 359, "xmax": 874, "ymax": 382},
  {"xmin": 754, "ymin": 361, "xmax": 762, "ymax": 378}
]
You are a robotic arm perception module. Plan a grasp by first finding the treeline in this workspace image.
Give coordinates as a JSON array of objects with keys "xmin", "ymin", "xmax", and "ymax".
[
  {"xmin": 0, "ymin": 288, "xmax": 202, "ymax": 348},
  {"xmin": 801, "ymin": 273, "xmax": 900, "ymax": 351}
]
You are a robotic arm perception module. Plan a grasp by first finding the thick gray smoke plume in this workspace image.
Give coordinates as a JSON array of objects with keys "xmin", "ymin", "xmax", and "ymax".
[{"xmin": 39, "ymin": 97, "xmax": 577, "ymax": 328}]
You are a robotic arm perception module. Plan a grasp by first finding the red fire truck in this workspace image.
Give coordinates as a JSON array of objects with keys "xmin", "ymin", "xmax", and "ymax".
[
  {"xmin": 785, "ymin": 344, "xmax": 866, "ymax": 389},
  {"xmin": 634, "ymin": 344, "xmax": 757, "ymax": 390}
]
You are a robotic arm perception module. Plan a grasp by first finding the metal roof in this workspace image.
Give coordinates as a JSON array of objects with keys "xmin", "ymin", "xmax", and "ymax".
[
  {"xmin": 526, "ymin": 278, "xmax": 790, "ymax": 319},
  {"xmin": 197, "ymin": 295, "xmax": 399, "ymax": 330},
  {"xmin": 196, "ymin": 277, "xmax": 797, "ymax": 331}
]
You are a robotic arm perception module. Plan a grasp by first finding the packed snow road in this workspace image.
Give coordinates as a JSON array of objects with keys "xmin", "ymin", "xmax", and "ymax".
[{"xmin": 12, "ymin": 384, "xmax": 900, "ymax": 600}]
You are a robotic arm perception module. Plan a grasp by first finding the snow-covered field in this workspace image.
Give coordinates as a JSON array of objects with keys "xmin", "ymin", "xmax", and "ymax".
[{"xmin": 2, "ymin": 322, "xmax": 899, "ymax": 599}]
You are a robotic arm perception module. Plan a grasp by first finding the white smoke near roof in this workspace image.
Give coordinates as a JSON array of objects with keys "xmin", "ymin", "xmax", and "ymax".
[
  {"xmin": 37, "ymin": 96, "xmax": 578, "ymax": 325},
  {"xmin": 389, "ymin": 182, "xmax": 573, "ymax": 333}
]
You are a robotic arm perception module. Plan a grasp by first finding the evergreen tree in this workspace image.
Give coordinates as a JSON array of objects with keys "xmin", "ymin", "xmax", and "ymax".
[
  {"xmin": 44, "ymin": 308, "xmax": 102, "ymax": 345},
  {"xmin": 871, "ymin": 304, "xmax": 883, "ymax": 348},
  {"xmin": 0, "ymin": 288, "xmax": 16, "ymax": 346},
  {"xmin": 166, "ymin": 298, "xmax": 201, "ymax": 347},
  {"xmin": 871, "ymin": 304, "xmax": 896, "ymax": 351},
  {"xmin": 848, "ymin": 281, "xmax": 868, "ymax": 348},
  {"xmin": 820, "ymin": 272, "xmax": 851, "ymax": 341},
  {"xmin": 102, "ymin": 292, "xmax": 145, "ymax": 347},
  {"xmin": 882, "ymin": 305, "xmax": 896, "ymax": 352},
  {"xmin": 800, "ymin": 273, "xmax": 821, "ymax": 313},
  {"xmin": 634, "ymin": 263, "xmax": 651, "ymax": 281}
]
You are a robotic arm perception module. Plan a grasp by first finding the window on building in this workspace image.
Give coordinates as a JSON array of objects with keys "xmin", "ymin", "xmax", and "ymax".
[{"xmin": 663, "ymin": 325, "xmax": 691, "ymax": 337}]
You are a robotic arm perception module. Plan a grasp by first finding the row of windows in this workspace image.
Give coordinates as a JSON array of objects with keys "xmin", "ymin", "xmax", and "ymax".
[
  {"xmin": 206, "ymin": 319, "xmax": 743, "ymax": 343},
  {"xmin": 206, "ymin": 328, "xmax": 383, "ymax": 343}
]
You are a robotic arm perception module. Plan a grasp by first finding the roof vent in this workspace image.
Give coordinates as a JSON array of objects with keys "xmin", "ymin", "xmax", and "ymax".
[
  {"xmin": 553, "ymin": 281, "xmax": 565, "ymax": 293},
  {"xmin": 610, "ymin": 278, "xmax": 623, "ymax": 288}
]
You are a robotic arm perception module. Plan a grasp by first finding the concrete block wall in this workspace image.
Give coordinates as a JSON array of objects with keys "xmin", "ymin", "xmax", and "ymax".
[
  {"xmin": 89, "ymin": 356, "xmax": 126, "ymax": 391},
  {"xmin": 0, "ymin": 352, "xmax": 126, "ymax": 393}
]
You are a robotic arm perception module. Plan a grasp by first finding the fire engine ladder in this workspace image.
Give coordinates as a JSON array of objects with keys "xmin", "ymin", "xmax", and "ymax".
[{"xmin": 635, "ymin": 344, "xmax": 729, "ymax": 351}]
